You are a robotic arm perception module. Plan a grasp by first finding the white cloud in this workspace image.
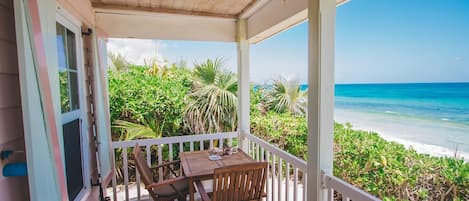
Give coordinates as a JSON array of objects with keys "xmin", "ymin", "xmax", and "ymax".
[{"xmin": 107, "ymin": 38, "xmax": 167, "ymax": 65}]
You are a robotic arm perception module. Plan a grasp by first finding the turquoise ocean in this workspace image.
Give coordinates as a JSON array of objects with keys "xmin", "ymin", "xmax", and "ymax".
[{"xmin": 325, "ymin": 82, "xmax": 469, "ymax": 158}]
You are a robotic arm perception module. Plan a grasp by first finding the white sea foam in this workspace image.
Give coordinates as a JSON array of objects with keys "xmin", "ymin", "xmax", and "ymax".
[
  {"xmin": 378, "ymin": 133, "xmax": 469, "ymax": 160},
  {"xmin": 384, "ymin": 110, "xmax": 398, "ymax": 114},
  {"xmin": 335, "ymin": 108, "xmax": 469, "ymax": 162}
]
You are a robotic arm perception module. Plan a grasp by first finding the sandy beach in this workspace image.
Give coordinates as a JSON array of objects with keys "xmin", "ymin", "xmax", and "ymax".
[{"xmin": 334, "ymin": 108, "xmax": 469, "ymax": 162}]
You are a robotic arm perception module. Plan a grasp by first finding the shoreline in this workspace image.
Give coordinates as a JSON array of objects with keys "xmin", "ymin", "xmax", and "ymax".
[{"xmin": 334, "ymin": 109, "xmax": 469, "ymax": 162}]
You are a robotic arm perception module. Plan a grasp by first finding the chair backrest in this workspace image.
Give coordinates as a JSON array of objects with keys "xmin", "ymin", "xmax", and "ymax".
[
  {"xmin": 132, "ymin": 144, "xmax": 154, "ymax": 186},
  {"xmin": 212, "ymin": 162, "xmax": 268, "ymax": 201}
]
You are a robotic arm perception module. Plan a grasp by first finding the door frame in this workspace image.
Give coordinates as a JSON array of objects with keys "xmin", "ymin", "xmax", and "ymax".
[{"xmin": 56, "ymin": 6, "xmax": 91, "ymax": 201}]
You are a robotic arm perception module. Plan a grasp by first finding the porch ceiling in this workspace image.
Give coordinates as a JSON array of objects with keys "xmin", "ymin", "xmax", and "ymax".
[
  {"xmin": 92, "ymin": 0, "xmax": 349, "ymax": 42},
  {"xmin": 91, "ymin": 0, "xmax": 256, "ymax": 18}
]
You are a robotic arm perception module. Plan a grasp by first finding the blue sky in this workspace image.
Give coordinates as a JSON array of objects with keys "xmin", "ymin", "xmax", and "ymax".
[{"xmin": 108, "ymin": 0, "xmax": 469, "ymax": 84}]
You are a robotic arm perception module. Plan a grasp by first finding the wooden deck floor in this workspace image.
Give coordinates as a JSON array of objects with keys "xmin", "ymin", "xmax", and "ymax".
[{"xmin": 107, "ymin": 178, "xmax": 305, "ymax": 201}]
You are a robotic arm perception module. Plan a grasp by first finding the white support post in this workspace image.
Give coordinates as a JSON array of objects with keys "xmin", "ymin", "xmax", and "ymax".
[
  {"xmin": 307, "ymin": 0, "xmax": 336, "ymax": 201},
  {"xmin": 237, "ymin": 19, "xmax": 250, "ymax": 153}
]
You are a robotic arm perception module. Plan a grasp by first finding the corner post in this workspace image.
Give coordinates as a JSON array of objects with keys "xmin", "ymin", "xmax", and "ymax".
[
  {"xmin": 237, "ymin": 19, "xmax": 250, "ymax": 153},
  {"xmin": 307, "ymin": 0, "xmax": 336, "ymax": 200}
]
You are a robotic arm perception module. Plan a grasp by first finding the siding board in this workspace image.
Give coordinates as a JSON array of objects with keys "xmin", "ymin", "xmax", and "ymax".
[
  {"xmin": 0, "ymin": 0, "xmax": 29, "ymax": 200},
  {"xmin": 0, "ymin": 41, "xmax": 18, "ymax": 74},
  {"xmin": 0, "ymin": 108, "xmax": 22, "ymax": 145},
  {"xmin": 0, "ymin": 75, "xmax": 21, "ymax": 108}
]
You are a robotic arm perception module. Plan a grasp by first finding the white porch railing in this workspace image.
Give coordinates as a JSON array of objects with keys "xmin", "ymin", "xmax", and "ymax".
[
  {"xmin": 243, "ymin": 133, "xmax": 381, "ymax": 201},
  {"xmin": 109, "ymin": 132, "xmax": 381, "ymax": 201},
  {"xmin": 242, "ymin": 133, "xmax": 307, "ymax": 201},
  {"xmin": 322, "ymin": 172, "xmax": 382, "ymax": 201}
]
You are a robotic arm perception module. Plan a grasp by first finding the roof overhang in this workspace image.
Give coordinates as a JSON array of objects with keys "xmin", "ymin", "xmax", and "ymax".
[{"xmin": 94, "ymin": 0, "xmax": 349, "ymax": 43}]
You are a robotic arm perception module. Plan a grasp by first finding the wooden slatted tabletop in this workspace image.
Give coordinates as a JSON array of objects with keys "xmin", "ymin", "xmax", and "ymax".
[{"xmin": 180, "ymin": 150, "xmax": 254, "ymax": 201}]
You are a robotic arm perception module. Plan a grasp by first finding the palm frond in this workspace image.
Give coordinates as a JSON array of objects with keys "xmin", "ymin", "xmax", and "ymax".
[
  {"xmin": 108, "ymin": 52, "xmax": 129, "ymax": 71},
  {"xmin": 266, "ymin": 76, "xmax": 307, "ymax": 115},
  {"xmin": 114, "ymin": 120, "xmax": 162, "ymax": 141}
]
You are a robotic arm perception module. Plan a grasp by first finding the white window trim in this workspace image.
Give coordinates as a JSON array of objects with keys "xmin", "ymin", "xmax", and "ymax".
[{"xmin": 56, "ymin": 6, "xmax": 92, "ymax": 201}]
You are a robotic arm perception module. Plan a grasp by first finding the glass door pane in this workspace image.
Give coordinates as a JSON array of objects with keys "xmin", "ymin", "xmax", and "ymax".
[
  {"xmin": 56, "ymin": 23, "xmax": 80, "ymax": 113},
  {"xmin": 62, "ymin": 120, "xmax": 84, "ymax": 200}
]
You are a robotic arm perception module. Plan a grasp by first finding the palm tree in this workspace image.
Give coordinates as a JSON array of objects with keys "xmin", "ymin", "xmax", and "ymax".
[
  {"xmin": 108, "ymin": 52, "xmax": 129, "ymax": 71},
  {"xmin": 184, "ymin": 58, "xmax": 238, "ymax": 134},
  {"xmin": 266, "ymin": 76, "xmax": 307, "ymax": 115}
]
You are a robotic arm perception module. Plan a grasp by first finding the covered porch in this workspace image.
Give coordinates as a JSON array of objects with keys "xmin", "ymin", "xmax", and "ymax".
[{"xmin": 92, "ymin": 0, "xmax": 368, "ymax": 200}]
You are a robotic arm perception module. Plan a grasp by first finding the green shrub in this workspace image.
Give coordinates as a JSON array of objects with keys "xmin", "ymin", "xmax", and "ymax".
[
  {"xmin": 251, "ymin": 112, "xmax": 308, "ymax": 160},
  {"xmin": 108, "ymin": 65, "xmax": 191, "ymax": 139},
  {"xmin": 250, "ymin": 112, "xmax": 468, "ymax": 200},
  {"xmin": 333, "ymin": 123, "xmax": 468, "ymax": 200}
]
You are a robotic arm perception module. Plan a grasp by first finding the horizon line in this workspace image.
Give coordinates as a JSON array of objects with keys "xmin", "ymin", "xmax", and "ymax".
[{"xmin": 251, "ymin": 81, "xmax": 469, "ymax": 85}]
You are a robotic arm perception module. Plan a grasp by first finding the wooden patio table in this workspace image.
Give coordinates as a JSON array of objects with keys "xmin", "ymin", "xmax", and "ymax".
[{"xmin": 180, "ymin": 149, "xmax": 254, "ymax": 201}]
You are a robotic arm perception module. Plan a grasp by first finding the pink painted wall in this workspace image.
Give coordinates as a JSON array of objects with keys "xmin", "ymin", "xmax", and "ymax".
[{"xmin": 0, "ymin": 0, "xmax": 30, "ymax": 200}]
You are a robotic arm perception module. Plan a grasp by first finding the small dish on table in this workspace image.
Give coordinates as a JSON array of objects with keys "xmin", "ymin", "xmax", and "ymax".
[{"xmin": 208, "ymin": 155, "xmax": 222, "ymax": 161}]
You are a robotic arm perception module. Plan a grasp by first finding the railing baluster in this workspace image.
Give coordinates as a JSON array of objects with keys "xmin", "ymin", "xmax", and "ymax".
[
  {"xmin": 122, "ymin": 147, "xmax": 129, "ymax": 201},
  {"xmin": 136, "ymin": 147, "xmax": 141, "ymax": 200},
  {"xmin": 179, "ymin": 142, "xmax": 183, "ymax": 175},
  {"xmin": 253, "ymin": 142, "xmax": 257, "ymax": 159},
  {"xmin": 271, "ymin": 155, "xmax": 276, "ymax": 201},
  {"xmin": 145, "ymin": 145, "xmax": 151, "ymax": 166},
  {"xmin": 190, "ymin": 141, "xmax": 194, "ymax": 151},
  {"xmin": 286, "ymin": 162, "xmax": 290, "ymax": 201},
  {"xmin": 169, "ymin": 143, "xmax": 173, "ymax": 162},
  {"xmin": 278, "ymin": 157, "xmax": 282, "ymax": 201},
  {"xmin": 266, "ymin": 151, "xmax": 271, "ymax": 201},
  {"xmin": 169, "ymin": 143, "xmax": 173, "ymax": 178},
  {"xmin": 112, "ymin": 149, "xmax": 117, "ymax": 201},
  {"xmin": 200, "ymin": 140, "xmax": 204, "ymax": 150},
  {"xmin": 261, "ymin": 147, "xmax": 265, "ymax": 161},
  {"xmin": 250, "ymin": 141, "xmax": 254, "ymax": 158},
  {"xmin": 303, "ymin": 172, "xmax": 307, "ymax": 201},
  {"xmin": 228, "ymin": 137, "xmax": 233, "ymax": 147},
  {"xmin": 219, "ymin": 138, "xmax": 223, "ymax": 149},
  {"xmin": 328, "ymin": 188, "xmax": 334, "ymax": 201},
  {"xmin": 210, "ymin": 139, "xmax": 214, "ymax": 149},
  {"xmin": 256, "ymin": 143, "xmax": 260, "ymax": 161},
  {"xmin": 158, "ymin": 144, "xmax": 163, "ymax": 181},
  {"xmin": 294, "ymin": 168, "xmax": 298, "ymax": 201},
  {"xmin": 250, "ymin": 142, "xmax": 254, "ymax": 159},
  {"xmin": 146, "ymin": 145, "xmax": 151, "ymax": 188}
]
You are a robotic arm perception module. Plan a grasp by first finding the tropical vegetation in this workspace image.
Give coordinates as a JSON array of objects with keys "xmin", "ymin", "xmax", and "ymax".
[
  {"xmin": 108, "ymin": 56, "xmax": 468, "ymax": 200},
  {"xmin": 184, "ymin": 58, "xmax": 238, "ymax": 134}
]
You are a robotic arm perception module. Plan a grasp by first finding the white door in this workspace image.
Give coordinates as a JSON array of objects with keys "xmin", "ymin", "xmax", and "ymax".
[{"xmin": 55, "ymin": 16, "xmax": 88, "ymax": 201}]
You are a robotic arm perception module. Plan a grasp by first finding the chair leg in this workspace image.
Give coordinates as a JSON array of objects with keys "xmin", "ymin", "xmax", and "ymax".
[{"xmin": 148, "ymin": 190, "xmax": 158, "ymax": 201}]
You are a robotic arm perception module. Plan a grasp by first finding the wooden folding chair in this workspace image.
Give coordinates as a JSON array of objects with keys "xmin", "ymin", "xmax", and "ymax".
[
  {"xmin": 133, "ymin": 143, "xmax": 190, "ymax": 201},
  {"xmin": 195, "ymin": 162, "xmax": 268, "ymax": 201}
]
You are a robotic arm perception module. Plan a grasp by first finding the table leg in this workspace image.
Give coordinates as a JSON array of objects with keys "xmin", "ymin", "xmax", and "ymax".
[{"xmin": 189, "ymin": 178, "xmax": 195, "ymax": 201}]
